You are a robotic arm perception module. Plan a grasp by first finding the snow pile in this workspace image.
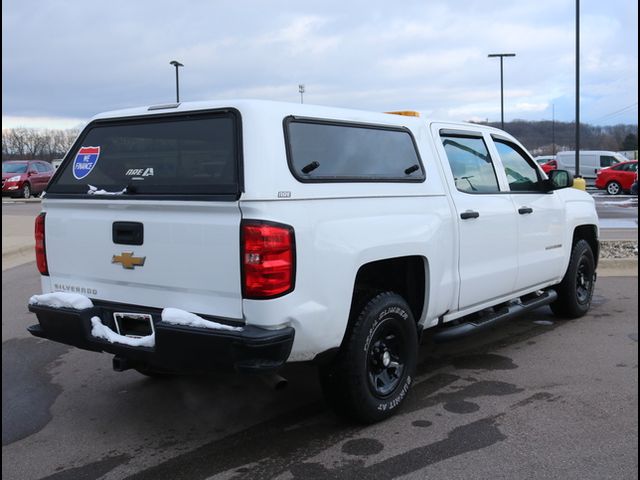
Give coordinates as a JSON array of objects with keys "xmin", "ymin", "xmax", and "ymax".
[
  {"xmin": 90, "ymin": 317, "xmax": 155, "ymax": 347},
  {"xmin": 29, "ymin": 292, "xmax": 94, "ymax": 310},
  {"xmin": 161, "ymin": 308, "xmax": 243, "ymax": 331},
  {"xmin": 87, "ymin": 185, "xmax": 127, "ymax": 195}
]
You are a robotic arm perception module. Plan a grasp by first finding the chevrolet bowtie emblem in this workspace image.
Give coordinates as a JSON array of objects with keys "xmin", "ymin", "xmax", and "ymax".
[{"xmin": 112, "ymin": 252, "xmax": 146, "ymax": 269}]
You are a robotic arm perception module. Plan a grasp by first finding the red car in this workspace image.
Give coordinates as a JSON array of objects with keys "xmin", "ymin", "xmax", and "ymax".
[
  {"xmin": 595, "ymin": 160, "xmax": 638, "ymax": 195},
  {"xmin": 2, "ymin": 160, "xmax": 55, "ymax": 198},
  {"xmin": 541, "ymin": 159, "xmax": 557, "ymax": 174}
]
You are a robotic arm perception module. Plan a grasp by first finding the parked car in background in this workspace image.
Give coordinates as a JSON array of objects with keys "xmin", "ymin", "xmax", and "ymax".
[
  {"xmin": 2, "ymin": 160, "xmax": 55, "ymax": 198},
  {"xmin": 541, "ymin": 159, "xmax": 557, "ymax": 174},
  {"xmin": 534, "ymin": 155, "xmax": 557, "ymax": 174},
  {"xmin": 595, "ymin": 160, "xmax": 638, "ymax": 195},
  {"xmin": 534, "ymin": 155, "xmax": 556, "ymax": 166},
  {"xmin": 556, "ymin": 151, "xmax": 627, "ymax": 185}
]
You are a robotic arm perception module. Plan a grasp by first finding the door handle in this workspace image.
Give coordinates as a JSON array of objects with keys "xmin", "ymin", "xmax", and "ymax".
[
  {"xmin": 518, "ymin": 207, "xmax": 533, "ymax": 215},
  {"xmin": 460, "ymin": 210, "xmax": 480, "ymax": 220}
]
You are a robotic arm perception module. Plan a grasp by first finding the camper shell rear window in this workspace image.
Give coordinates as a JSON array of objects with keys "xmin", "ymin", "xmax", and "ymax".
[
  {"xmin": 47, "ymin": 110, "xmax": 242, "ymax": 199},
  {"xmin": 285, "ymin": 117, "xmax": 425, "ymax": 183}
]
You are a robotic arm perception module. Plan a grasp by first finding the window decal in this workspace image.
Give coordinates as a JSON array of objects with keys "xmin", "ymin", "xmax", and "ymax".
[{"xmin": 72, "ymin": 146, "xmax": 101, "ymax": 180}]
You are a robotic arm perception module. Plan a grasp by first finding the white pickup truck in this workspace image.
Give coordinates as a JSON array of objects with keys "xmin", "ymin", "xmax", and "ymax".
[{"xmin": 28, "ymin": 100, "xmax": 599, "ymax": 423}]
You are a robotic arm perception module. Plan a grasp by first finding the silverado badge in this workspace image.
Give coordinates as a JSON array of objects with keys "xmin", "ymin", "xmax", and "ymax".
[{"xmin": 112, "ymin": 252, "xmax": 146, "ymax": 269}]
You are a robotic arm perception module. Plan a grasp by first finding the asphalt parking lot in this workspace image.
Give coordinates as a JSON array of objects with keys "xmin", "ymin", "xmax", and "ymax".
[{"xmin": 2, "ymin": 262, "xmax": 638, "ymax": 480}]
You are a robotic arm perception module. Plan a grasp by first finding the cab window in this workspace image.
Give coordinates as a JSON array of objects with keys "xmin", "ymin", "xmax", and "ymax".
[
  {"xmin": 493, "ymin": 140, "xmax": 542, "ymax": 192},
  {"xmin": 440, "ymin": 134, "xmax": 500, "ymax": 193}
]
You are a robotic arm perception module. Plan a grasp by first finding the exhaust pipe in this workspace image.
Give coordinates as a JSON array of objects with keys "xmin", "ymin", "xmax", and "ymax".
[
  {"xmin": 260, "ymin": 373, "xmax": 288, "ymax": 390},
  {"xmin": 112, "ymin": 355, "xmax": 132, "ymax": 372}
]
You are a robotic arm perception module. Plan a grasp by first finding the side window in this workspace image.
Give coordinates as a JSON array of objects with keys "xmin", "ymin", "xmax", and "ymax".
[
  {"xmin": 600, "ymin": 155, "xmax": 619, "ymax": 168},
  {"xmin": 286, "ymin": 119, "xmax": 424, "ymax": 182},
  {"xmin": 440, "ymin": 134, "xmax": 500, "ymax": 193},
  {"xmin": 494, "ymin": 140, "xmax": 542, "ymax": 192},
  {"xmin": 630, "ymin": 163, "xmax": 638, "ymax": 172},
  {"xmin": 611, "ymin": 163, "xmax": 625, "ymax": 171},
  {"xmin": 35, "ymin": 163, "xmax": 49, "ymax": 173}
]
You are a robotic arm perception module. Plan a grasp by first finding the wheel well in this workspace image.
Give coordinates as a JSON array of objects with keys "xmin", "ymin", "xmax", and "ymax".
[
  {"xmin": 351, "ymin": 256, "xmax": 427, "ymax": 324},
  {"xmin": 573, "ymin": 225, "xmax": 599, "ymax": 267}
]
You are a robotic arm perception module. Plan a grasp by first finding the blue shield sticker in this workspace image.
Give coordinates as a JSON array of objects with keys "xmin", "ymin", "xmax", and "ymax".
[{"xmin": 73, "ymin": 146, "xmax": 100, "ymax": 180}]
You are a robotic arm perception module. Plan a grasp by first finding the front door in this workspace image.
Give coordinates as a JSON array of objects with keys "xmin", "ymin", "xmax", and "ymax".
[{"xmin": 490, "ymin": 137, "xmax": 566, "ymax": 289}]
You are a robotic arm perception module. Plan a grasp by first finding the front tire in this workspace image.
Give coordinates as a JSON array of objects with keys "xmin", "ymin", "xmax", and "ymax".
[
  {"xmin": 319, "ymin": 292, "xmax": 418, "ymax": 423},
  {"xmin": 19, "ymin": 183, "xmax": 31, "ymax": 199},
  {"xmin": 606, "ymin": 181, "xmax": 622, "ymax": 195},
  {"xmin": 551, "ymin": 239, "xmax": 596, "ymax": 318}
]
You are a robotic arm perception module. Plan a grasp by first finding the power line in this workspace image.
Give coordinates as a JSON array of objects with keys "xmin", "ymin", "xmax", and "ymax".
[{"xmin": 593, "ymin": 102, "xmax": 638, "ymax": 122}]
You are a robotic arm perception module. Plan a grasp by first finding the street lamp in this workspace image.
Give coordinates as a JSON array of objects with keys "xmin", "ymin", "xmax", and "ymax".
[
  {"xmin": 487, "ymin": 53, "xmax": 516, "ymax": 129},
  {"xmin": 299, "ymin": 84, "xmax": 305, "ymax": 104},
  {"xmin": 169, "ymin": 60, "xmax": 184, "ymax": 103},
  {"xmin": 575, "ymin": 0, "xmax": 581, "ymax": 177}
]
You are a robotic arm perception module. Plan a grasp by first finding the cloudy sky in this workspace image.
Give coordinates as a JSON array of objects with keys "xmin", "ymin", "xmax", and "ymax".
[{"xmin": 2, "ymin": 0, "xmax": 638, "ymax": 129}]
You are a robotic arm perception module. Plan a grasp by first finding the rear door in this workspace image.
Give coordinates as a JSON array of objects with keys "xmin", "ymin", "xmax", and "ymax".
[
  {"xmin": 434, "ymin": 126, "xmax": 519, "ymax": 310},
  {"xmin": 44, "ymin": 110, "xmax": 245, "ymax": 319}
]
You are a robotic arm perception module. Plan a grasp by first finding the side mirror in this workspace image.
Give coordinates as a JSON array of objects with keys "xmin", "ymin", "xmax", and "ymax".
[
  {"xmin": 28, "ymin": 170, "xmax": 36, "ymax": 176},
  {"xmin": 547, "ymin": 169, "xmax": 574, "ymax": 190}
]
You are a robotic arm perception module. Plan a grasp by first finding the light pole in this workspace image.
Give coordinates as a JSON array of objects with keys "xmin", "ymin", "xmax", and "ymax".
[
  {"xmin": 575, "ymin": 0, "xmax": 580, "ymax": 177},
  {"xmin": 169, "ymin": 60, "xmax": 184, "ymax": 103},
  {"xmin": 299, "ymin": 84, "xmax": 305, "ymax": 104},
  {"xmin": 488, "ymin": 53, "xmax": 516, "ymax": 129},
  {"xmin": 552, "ymin": 103, "xmax": 556, "ymax": 155}
]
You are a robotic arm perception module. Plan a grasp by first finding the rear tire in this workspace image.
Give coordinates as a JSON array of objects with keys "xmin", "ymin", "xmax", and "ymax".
[
  {"xmin": 606, "ymin": 181, "xmax": 622, "ymax": 195},
  {"xmin": 319, "ymin": 291, "xmax": 418, "ymax": 423},
  {"xmin": 551, "ymin": 239, "xmax": 596, "ymax": 318}
]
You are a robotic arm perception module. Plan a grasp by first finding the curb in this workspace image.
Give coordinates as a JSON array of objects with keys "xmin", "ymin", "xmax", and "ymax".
[
  {"xmin": 3, "ymin": 244, "xmax": 35, "ymax": 258},
  {"xmin": 2, "ymin": 198, "xmax": 42, "ymax": 204},
  {"xmin": 597, "ymin": 257, "xmax": 638, "ymax": 277}
]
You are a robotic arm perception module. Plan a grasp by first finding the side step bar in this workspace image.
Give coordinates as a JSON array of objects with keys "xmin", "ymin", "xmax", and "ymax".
[{"xmin": 432, "ymin": 289, "xmax": 558, "ymax": 343}]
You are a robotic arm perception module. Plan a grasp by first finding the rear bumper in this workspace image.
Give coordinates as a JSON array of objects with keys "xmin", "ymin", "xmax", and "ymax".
[{"xmin": 27, "ymin": 303, "xmax": 294, "ymax": 373}]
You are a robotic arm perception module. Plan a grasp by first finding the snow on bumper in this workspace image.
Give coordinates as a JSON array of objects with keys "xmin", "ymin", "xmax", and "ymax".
[{"xmin": 27, "ymin": 301, "xmax": 294, "ymax": 373}]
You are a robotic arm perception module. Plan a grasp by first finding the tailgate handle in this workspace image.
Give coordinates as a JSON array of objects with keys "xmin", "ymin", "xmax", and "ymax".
[{"xmin": 113, "ymin": 222, "xmax": 144, "ymax": 245}]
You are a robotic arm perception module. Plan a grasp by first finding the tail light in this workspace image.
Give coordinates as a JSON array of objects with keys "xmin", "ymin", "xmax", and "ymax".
[
  {"xmin": 35, "ymin": 212, "xmax": 49, "ymax": 275},
  {"xmin": 241, "ymin": 220, "xmax": 295, "ymax": 299}
]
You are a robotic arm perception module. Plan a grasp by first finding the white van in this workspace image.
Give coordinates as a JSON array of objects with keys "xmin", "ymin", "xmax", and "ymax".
[{"xmin": 556, "ymin": 150, "xmax": 627, "ymax": 184}]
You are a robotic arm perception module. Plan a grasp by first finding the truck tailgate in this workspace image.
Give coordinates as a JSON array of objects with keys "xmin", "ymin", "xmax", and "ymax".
[{"xmin": 44, "ymin": 199, "xmax": 243, "ymax": 320}]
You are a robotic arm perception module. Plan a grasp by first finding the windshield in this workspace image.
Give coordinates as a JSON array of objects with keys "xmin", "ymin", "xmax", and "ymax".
[
  {"xmin": 2, "ymin": 163, "xmax": 28, "ymax": 174},
  {"xmin": 48, "ymin": 111, "xmax": 241, "ymax": 198}
]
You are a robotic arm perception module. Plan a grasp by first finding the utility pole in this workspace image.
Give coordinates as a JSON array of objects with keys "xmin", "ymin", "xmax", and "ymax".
[
  {"xmin": 488, "ymin": 53, "xmax": 516, "ymax": 129},
  {"xmin": 299, "ymin": 84, "xmax": 305, "ymax": 104},
  {"xmin": 169, "ymin": 60, "xmax": 184, "ymax": 103}
]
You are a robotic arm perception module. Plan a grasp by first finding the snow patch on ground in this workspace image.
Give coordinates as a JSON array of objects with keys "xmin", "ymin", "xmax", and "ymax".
[
  {"xmin": 90, "ymin": 317, "xmax": 155, "ymax": 347},
  {"xmin": 161, "ymin": 308, "xmax": 243, "ymax": 331},
  {"xmin": 29, "ymin": 292, "xmax": 93, "ymax": 310},
  {"xmin": 87, "ymin": 185, "xmax": 127, "ymax": 195}
]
